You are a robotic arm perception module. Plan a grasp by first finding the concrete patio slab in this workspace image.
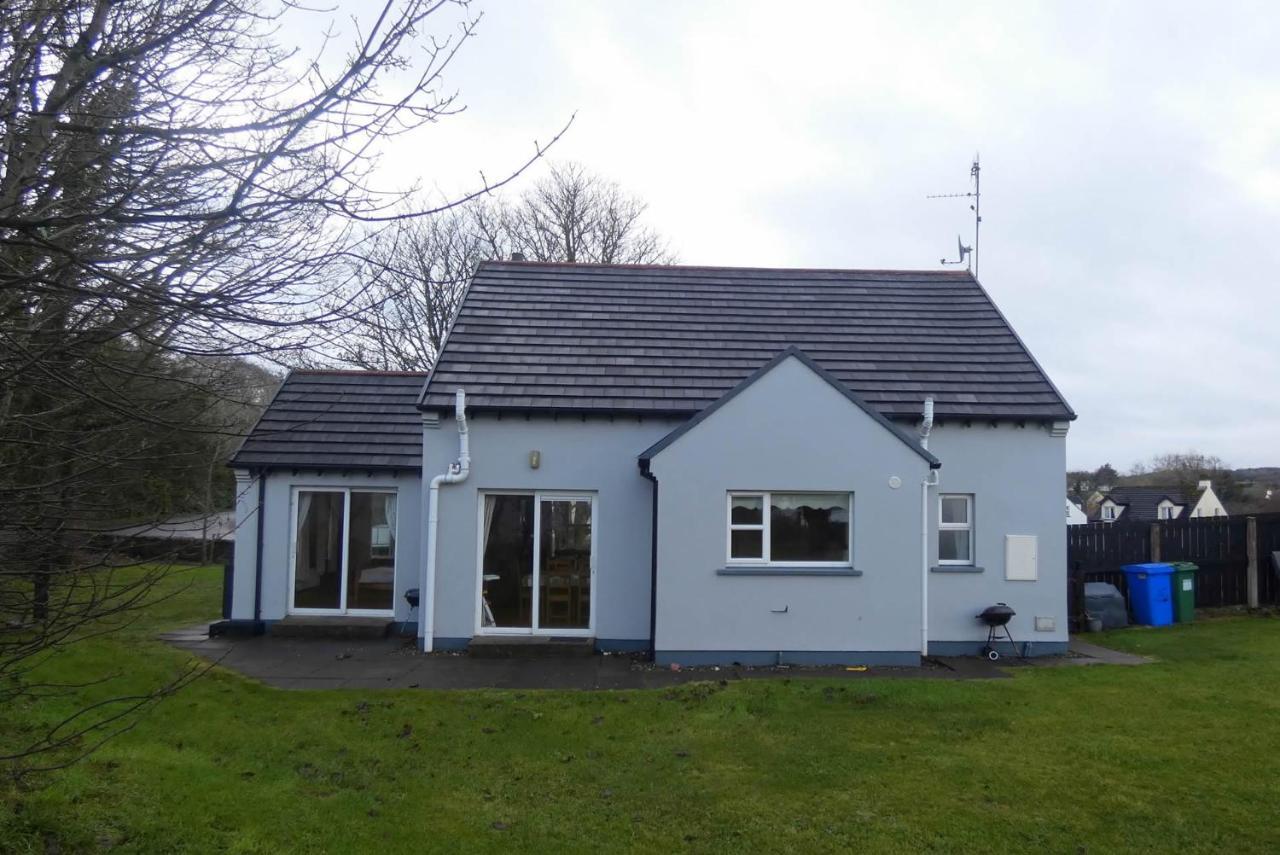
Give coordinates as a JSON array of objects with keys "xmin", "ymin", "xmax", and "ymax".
[
  {"xmin": 1064, "ymin": 638, "xmax": 1153, "ymax": 666},
  {"xmin": 162, "ymin": 626, "xmax": 1149, "ymax": 690}
]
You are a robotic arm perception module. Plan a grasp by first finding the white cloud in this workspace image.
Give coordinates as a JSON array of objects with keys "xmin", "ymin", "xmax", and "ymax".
[{"xmin": 324, "ymin": 0, "xmax": 1280, "ymax": 469}]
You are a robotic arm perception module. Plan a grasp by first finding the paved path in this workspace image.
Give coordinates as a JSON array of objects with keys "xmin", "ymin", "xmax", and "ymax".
[
  {"xmin": 1065, "ymin": 638, "xmax": 1153, "ymax": 665},
  {"xmin": 161, "ymin": 627, "xmax": 1148, "ymax": 690}
]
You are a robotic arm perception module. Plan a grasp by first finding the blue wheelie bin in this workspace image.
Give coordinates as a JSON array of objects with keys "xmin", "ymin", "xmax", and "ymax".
[{"xmin": 1121, "ymin": 563, "xmax": 1175, "ymax": 626}]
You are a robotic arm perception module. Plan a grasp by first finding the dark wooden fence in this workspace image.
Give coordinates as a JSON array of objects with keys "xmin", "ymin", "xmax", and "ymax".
[{"xmin": 1067, "ymin": 513, "xmax": 1280, "ymax": 624}]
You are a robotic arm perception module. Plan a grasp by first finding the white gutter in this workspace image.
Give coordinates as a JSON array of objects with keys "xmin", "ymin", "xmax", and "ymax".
[
  {"xmin": 423, "ymin": 389, "xmax": 470, "ymax": 652},
  {"xmin": 919, "ymin": 397, "xmax": 936, "ymax": 658}
]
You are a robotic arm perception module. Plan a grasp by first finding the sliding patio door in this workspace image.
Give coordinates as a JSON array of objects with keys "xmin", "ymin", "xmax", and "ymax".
[
  {"xmin": 478, "ymin": 493, "xmax": 594, "ymax": 635},
  {"xmin": 479, "ymin": 495, "xmax": 535, "ymax": 629},
  {"xmin": 291, "ymin": 488, "xmax": 397, "ymax": 615}
]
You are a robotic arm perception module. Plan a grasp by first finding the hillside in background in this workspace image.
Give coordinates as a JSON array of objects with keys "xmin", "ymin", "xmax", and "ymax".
[
  {"xmin": 1070, "ymin": 463, "xmax": 1280, "ymax": 515},
  {"xmin": 1230, "ymin": 468, "xmax": 1280, "ymax": 514},
  {"xmin": 1234, "ymin": 467, "xmax": 1280, "ymax": 484}
]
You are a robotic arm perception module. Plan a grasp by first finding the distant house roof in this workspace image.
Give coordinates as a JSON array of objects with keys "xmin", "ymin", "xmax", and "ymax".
[
  {"xmin": 420, "ymin": 262, "xmax": 1075, "ymax": 421},
  {"xmin": 231, "ymin": 371, "xmax": 427, "ymax": 471},
  {"xmin": 1096, "ymin": 486, "xmax": 1193, "ymax": 522}
]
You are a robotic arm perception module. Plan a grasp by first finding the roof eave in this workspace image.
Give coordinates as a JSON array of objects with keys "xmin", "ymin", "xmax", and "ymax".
[
  {"xmin": 225, "ymin": 459, "xmax": 422, "ymax": 474},
  {"xmin": 417, "ymin": 400, "xmax": 1074, "ymax": 424}
]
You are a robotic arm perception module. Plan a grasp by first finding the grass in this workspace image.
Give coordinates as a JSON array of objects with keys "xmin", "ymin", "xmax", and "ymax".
[{"xmin": 3, "ymin": 567, "xmax": 1280, "ymax": 853}]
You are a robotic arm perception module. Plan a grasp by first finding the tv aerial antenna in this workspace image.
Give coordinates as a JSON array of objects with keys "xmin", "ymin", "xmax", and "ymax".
[{"xmin": 928, "ymin": 156, "xmax": 982, "ymax": 276}]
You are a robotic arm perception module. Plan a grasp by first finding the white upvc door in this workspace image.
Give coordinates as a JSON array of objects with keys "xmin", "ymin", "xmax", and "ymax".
[
  {"xmin": 474, "ymin": 491, "xmax": 596, "ymax": 637},
  {"xmin": 288, "ymin": 486, "xmax": 398, "ymax": 617}
]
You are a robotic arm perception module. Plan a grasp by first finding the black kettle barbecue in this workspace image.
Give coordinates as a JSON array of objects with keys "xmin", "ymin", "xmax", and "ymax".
[{"xmin": 975, "ymin": 603, "xmax": 1020, "ymax": 661}]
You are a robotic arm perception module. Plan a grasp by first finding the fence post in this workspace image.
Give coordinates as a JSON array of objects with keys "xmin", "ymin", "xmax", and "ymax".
[
  {"xmin": 1150, "ymin": 523, "xmax": 1161, "ymax": 563},
  {"xmin": 1246, "ymin": 516, "xmax": 1259, "ymax": 609}
]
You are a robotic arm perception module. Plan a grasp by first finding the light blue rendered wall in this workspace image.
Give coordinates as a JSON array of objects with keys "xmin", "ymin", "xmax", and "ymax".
[
  {"xmin": 924, "ymin": 421, "xmax": 1068, "ymax": 654},
  {"xmin": 644, "ymin": 355, "xmax": 933, "ymax": 665},
  {"xmin": 420, "ymin": 414, "xmax": 680, "ymax": 647},
  {"xmin": 231, "ymin": 391, "xmax": 1067, "ymax": 659},
  {"xmin": 229, "ymin": 469, "xmax": 422, "ymax": 624},
  {"xmin": 230, "ymin": 471, "xmax": 260, "ymax": 620}
]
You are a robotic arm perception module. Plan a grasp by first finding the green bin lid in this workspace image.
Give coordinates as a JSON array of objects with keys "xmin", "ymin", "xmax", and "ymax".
[{"xmin": 1171, "ymin": 561, "xmax": 1198, "ymax": 572}]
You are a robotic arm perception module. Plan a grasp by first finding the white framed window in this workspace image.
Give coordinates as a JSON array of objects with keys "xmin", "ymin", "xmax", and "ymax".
[
  {"xmin": 938, "ymin": 494, "xmax": 974, "ymax": 565},
  {"xmin": 1102, "ymin": 504, "xmax": 1116, "ymax": 520},
  {"xmin": 726, "ymin": 492, "xmax": 851, "ymax": 566},
  {"xmin": 1158, "ymin": 504, "xmax": 1176, "ymax": 520}
]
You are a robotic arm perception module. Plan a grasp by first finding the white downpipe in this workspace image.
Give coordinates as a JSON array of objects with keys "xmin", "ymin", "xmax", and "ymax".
[
  {"xmin": 919, "ymin": 397, "xmax": 936, "ymax": 657},
  {"xmin": 423, "ymin": 389, "xmax": 470, "ymax": 653}
]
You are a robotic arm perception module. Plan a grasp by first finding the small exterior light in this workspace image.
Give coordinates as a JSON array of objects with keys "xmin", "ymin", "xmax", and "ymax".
[
  {"xmin": 529, "ymin": 450, "xmax": 541, "ymax": 469},
  {"xmin": 888, "ymin": 476, "xmax": 902, "ymax": 489}
]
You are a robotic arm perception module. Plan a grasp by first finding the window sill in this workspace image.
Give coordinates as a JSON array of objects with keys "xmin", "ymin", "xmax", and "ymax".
[
  {"xmin": 717, "ymin": 566, "xmax": 862, "ymax": 577},
  {"xmin": 930, "ymin": 565, "xmax": 985, "ymax": 573}
]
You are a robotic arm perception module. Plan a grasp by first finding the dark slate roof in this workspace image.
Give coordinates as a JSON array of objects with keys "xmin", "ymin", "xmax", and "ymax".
[
  {"xmin": 420, "ymin": 262, "xmax": 1074, "ymax": 420},
  {"xmin": 1095, "ymin": 486, "xmax": 1192, "ymax": 522},
  {"xmin": 640, "ymin": 347, "xmax": 940, "ymax": 468},
  {"xmin": 230, "ymin": 371, "xmax": 427, "ymax": 471}
]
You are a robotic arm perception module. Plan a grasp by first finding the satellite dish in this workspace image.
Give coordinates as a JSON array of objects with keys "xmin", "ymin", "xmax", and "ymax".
[
  {"xmin": 940, "ymin": 235, "xmax": 973, "ymax": 267},
  {"xmin": 929, "ymin": 156, "xmax": 982, "ymax": 274}
]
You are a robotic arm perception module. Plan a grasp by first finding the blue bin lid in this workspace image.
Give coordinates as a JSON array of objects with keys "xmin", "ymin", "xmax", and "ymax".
[{"xmin": 1122, "ymin": 562, "xmax": 1175, "ymax": 575}]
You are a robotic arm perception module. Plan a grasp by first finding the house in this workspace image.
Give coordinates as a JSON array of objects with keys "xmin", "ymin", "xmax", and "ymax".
[
  {"xmin": 1066, "ymin": 497, "xmax": 1088, "ymax": 526},
  {"xmin": 227, "ymin": 262, "xmax": 1076, "ymax": 664},
  {"xmin": 228, "ymin": 370, "xmax": 427, "ymax": 626},
  {"xmin": 1094, "ymin": 481, "xmax": 1228, "ymax": 523}
]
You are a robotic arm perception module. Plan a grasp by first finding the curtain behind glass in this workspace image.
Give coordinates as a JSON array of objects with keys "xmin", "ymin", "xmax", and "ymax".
[{"xmin": 384, "ymin": 494, "xmax": 398, "ymax": 540}]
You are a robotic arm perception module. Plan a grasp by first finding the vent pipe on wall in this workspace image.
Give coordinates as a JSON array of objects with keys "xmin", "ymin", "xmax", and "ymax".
[{"xmin": 920, "ymin": 396, "xmax": 935, "ymax": 450}]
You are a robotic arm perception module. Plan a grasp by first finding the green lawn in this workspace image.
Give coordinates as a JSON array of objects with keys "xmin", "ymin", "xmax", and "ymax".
[{"xmin": 3, "ymin": 566, "xmax": 1279, "ymax": 853}]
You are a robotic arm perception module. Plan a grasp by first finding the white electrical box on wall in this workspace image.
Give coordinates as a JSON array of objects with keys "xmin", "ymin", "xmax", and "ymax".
[{"xmin": 1005, "ymin": 535, "xmax": 1038, "ymax": 581}]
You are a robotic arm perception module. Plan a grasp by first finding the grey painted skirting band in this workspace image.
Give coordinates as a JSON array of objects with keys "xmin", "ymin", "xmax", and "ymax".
[
  {"xmin": 655, "ymin": 650, "xmax": 919, "ymax": 667},
  {"xmin": 717, "ymin": 566, "xmax": 863, "ymax": 577},
  {"xmin": 928, "ymin": 640, "xmax": 1067, "ymax": 657},
  {"xmin": 930, "ymin": 565, "xmax": 985, "ymax": 573},
  {"xmin": 596, "ymin": 638, "xmax": 649, "ymax": 653},
  {"xmin": 427, "ymin": 637, "xmax": 648, "ymax": 654},
  {"xmin": 209, "ymin": 618, "xmax": 268, "ymax": 637}
]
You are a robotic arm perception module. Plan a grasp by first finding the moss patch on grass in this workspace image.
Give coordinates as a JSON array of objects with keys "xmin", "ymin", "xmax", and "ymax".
[{"xmin": 3, "ymin": 566, "xmax": 1279, "ymax": 853}]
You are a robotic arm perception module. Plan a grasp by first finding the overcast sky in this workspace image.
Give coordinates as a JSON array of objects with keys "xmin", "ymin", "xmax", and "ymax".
[{"xmin": 345, "ymin": 1, "xmax": 1279, "ymax": 471}]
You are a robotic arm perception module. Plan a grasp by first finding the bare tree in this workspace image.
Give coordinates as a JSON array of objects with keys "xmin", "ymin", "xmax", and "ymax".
[
  {"xmin": 503, "ymin": 161, "xmax": 673, "ymax": 264},
  {"xmin": 327, "ymin": 206, "xmax": 502, "ymax": 370},
  {"xmin": 0, "ymin": 0, "xmax": 563, "ymax": 775},
  {"xmin": 332, "ymin": 161, "xmax": 673, "ymax": 370},
  {"xmin": 1126, "ymin": 451, "xmax": 1238, "ymax": 500}
]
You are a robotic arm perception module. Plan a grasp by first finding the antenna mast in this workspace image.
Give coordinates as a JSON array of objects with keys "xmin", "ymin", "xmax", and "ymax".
[{"xmin": 928, "ymin": 155, "xmax": 982, "ymax": 276}]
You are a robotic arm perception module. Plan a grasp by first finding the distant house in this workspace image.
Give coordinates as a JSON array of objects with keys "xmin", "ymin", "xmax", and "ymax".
[
  {"xmin": 1066, "ymin": 497, "xmax": 1088, "ymax": 526},
  {"xmin": 1094, "ymin": 480, "xmax": 1228, "ymax": 523}
]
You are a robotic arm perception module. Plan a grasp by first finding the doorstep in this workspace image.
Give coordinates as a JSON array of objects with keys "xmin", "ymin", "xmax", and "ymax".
[
  {"xmin": 270, "ymin": 615, "xmax": 397, "ymax": 640},
  {"xmin": 467, "ymin": 635, "xmax": 596, "ymax": 659}
]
